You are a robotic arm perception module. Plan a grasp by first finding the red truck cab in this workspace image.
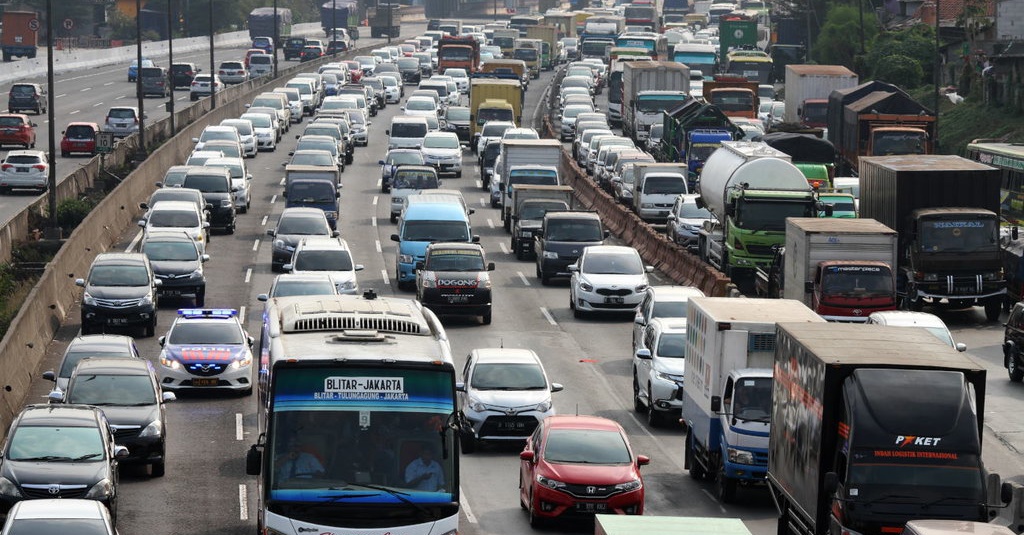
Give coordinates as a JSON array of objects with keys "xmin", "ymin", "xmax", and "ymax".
[{"xmin": 811, "ymin": 260, "xmax": 896, "ymax": 321}]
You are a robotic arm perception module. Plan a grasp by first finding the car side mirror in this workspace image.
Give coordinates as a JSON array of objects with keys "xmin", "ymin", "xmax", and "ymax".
[
  {"xmin": 153, "ymin": 279, "xmax": 163, "ymax": 287},
  {"xmin": 200, "ymin": 254, "xmax": 210, "ymax": 263},
  {"xmin": 1014, "ymin": 227, "xmax": 1020, "ymax": 240},
  {"xmin": 487, "ymin": 262, "xmax": 495, "ymax": 271},
  {"xmin": 266, "ymin": 229, "xmax": 276, "ymax": 237},
  {"xmin": 455, "ymin": 382, "xmax": 466, "ymax": 392},
  {"xmin": 354, "ymin": 264, "xmax": 365, "ymax": 271},
  {"xmin": 43, "ymin": 370, "xmax": 56, "ymax": 382},
  {"xmin": 162, "ymin": 391, "xmax": 177, "ymax": 402},
  {"xmin": 47, "ymin": 390, "xmax": 65, "ymax": 403},
  {"xmin": 636, "ymin": 454, "xmax": 650, "ymax": 467},
  {"xmin": 635, "ymin": 348, "xmax": 652, "ymax": 360},
  {"xmin": 191, "ymin": 137, "xmax": 199, "ymax": 143},
  {"xmin": 391, "ymin": 233, "xmax": 401, "ymax": 242},
  {"xmin": 378, "ymin": 159, "xmax": 386, "ymax": 165},
  {"xmin": 551, "ymin": 382, "xmax": 564, "ymax": 392},
  {"xmin": 257, "ymin": 293, "xmax": 269, "ymax": 302},
  {"xmin": 956, "ymin": 342, "xmax": 967, "ymax": 352},
  {"xmin": 158, "ymin": 336, "xmax": 166, "ymax": 346},
  {"xmin": 384, "ymin": 130, "xmax": 390, "ymax": 136},
  {"xmin": 282, "ymin": 264, "xmax": 293, "ymax": 272},
  {"xmin": 519, "ymin": 450, "xmax": 535, "ymax": 462},
  {"xmin": 140, "ymin": 202, "xmax": 150, "ymax": 210},
  {"xmin": 711, "ymin": 395, "xmax": 721, "ymax": 412},
  {"xmin": 203, "ymin": 222, "xmax": 211, "ymax": 229},
  {"xmin": 603, "ymin": 230, "xmax": 610, "ymax": 238},
  {"xmin": 75, "ymin": 278, "xmax": 86, "ymax": 287},
  {"xmin": 568, "ymin": 265, "xmax": 579, "ymax": 272},
  {"xmin": 645, "ymin": 265, "xmax": 654, "ymax": 273},
  {"xmin": 415, "ymin": 261, "xmax": 425, "ymax": 270},
  {"xmin": 246, "ymin": 444, "xmax": 263, "ymax": 476},
  {"xmin": 138, "ymin": 220, "xmax": 146, "ymax": 227},
  {"xmin": 114, "ymin": 445, "xmax": 130, "ymax": 459},
  {"xmin": 331, "ymin": 230, "xmax": 340, "ymax": 237},
  {"xmin": 472, "ymin": 235, "xmax": 480, "ymax": 243}
]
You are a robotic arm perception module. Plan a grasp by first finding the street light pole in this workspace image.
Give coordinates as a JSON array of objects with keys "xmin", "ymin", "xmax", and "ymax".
[
  {"xmin": 933, "ymin": 0, "xmax": 940, "ymax": 152},
  {"xmin": 209, "ymin": 0, "xmax": 216, "ymax": 109},
  {"xmin": 333, "ymin": 0, "xmax": 337, "ymax": 49},
  {"xmin": 273, "ymin": 0, "xmax": 279, "ymax": 78},
  {"xmin": 387, "ymin": 2, "xmax": 392, "ymax": 44},
  {"xmin": 135, "ymin": 0, "xmax": 147, "ymax": 159},
  {"xmin": 167, "ymin": 0, "xmax": 175, "ymax": 133},
  {"xmin": 45, "ymin": 0, "xmax": 57, "ymax": 231}
]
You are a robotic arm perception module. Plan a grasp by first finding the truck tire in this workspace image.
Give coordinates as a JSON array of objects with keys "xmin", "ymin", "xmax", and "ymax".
[
  {"xmin": 715, "ymin": 468, "xmax": 737, "ymax": 503},
  {"xmin": 686, "ymin": 436, "xmax": 708, "ymax": 480},
  {"xmin": 1008, "ymin": 351, "xmax": 1024, "ymax": 382},
  {"xmin": 985, "ymin": 298, "xmax": 1002, "ymax": 321}
]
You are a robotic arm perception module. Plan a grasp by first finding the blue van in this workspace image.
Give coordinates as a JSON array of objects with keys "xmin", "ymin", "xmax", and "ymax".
[
  {"xmin": 390, "ymin": 201, "xmax": 476, "ymax": 289},
  {"xmin": 284, "ymin": 178, "xmax": 341, "ymax": 228}
]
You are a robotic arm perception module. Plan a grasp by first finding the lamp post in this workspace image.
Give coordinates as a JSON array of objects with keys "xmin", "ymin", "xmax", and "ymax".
[
  {"xmin": 135, "ymin": 0, "xmax": 147, "ymax": 159},
  {"xmin": 933, "ymin": 0, "xmax": 940, "ymax": 152},
  {"xmin": 45, "ymin": 0, "xmax": 57, "ymax": 231},
  {"xmin": 166, "ymin": 0, "xmax": 175, "ymax": 133},
  {"xmin": 209, "ymin": 0, "xmax": 216, "ymax": 109},
  {"xmin": 387, "ymin": 2, "xmax": 392, "ymax": 44},
  {"xmin": 333, "ymin": 0, "xmax": 337, "ymax": 52},
  {"xmin": 273, "ymin": 0, "xmax": 279, "ymax": 78}
]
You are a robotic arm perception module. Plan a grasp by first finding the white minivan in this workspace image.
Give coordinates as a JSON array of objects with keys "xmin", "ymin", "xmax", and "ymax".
[{"xmin": 386, "ymin": 115, "xmax": 429, "ymax": 150}]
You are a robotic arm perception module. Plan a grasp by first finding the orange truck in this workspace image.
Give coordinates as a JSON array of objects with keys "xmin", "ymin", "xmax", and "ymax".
[
  {"xmin": 2, "ymin": 11, "xmax": 39, "ymax": 61},
  {"xmin": 701, "ymin": 75, "xmax": 759, "ymax": 119},
  {"xmin": 438, "ymin": 35, "xmax": 480, "ymax": 74}
]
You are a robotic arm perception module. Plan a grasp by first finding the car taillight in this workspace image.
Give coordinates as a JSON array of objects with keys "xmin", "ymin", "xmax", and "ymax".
[
  {"xmin": 219, "ymin": 70, "xmax": 226, "ymax": 74},
  {"xmin": 1, "ymin": 165, "xmax": 12, "ymax": 171},
  {"xmin": 32, "ymin": 164, "xmax": 46, "ymax": 171},
  {"xmin": 191, "ymin": 81, "xmax": 199, "ymax": 86}
]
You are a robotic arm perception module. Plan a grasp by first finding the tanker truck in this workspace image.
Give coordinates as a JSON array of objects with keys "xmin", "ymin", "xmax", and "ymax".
[{"xmin": 696, "ymin": 142, "xmax": 821, "ymax": 289}]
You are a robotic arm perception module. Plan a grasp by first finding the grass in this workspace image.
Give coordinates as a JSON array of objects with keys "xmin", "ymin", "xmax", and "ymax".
[{"xmin": 910, "ymin": 86, "xmax": 1024, "ymax": 155}]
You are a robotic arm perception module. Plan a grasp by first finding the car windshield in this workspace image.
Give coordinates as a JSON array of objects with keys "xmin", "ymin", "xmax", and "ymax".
[
  {"xmin": 107, "ymin": 109, "xmax": 137, "ymax": 119},
  {"xmin": 583, "ymin": 252, "xmax": 643, "ymax": 275},
  {"xmin": 168, "ymin": 322, "xmax": 244, "ymax": 345},
  {"xmin": 644, "ymin": 176, "xmax": 686, "ymax": 195},
  {"xmin": 143, "ymin": 240, "xmax": 199, "ymax": 261},
  {"xmin": 149, "ymin": 210, "xmax": 199, "ymax": 227},
  {"xmin": 294, "ymin": 250, "xmax": 353, "ymax": 271},
  {"xmin": 402, "ymin": 220, "xmax": 469, "ymax": 242},
  {"xmin": 223, "ymin": 122, "xmax": 253, "ymax": 135},
  {"xmin": 546, "ymin": 220, "xmax": 603, "ymax": 242},
  {"xmin": 59, "ymin": 349, "xmax": 133, "ymax": 378},
  {"xmin": 291, "ymin": 151, "xmax": 335, "ymax": 167},
  {"xmin": 393, "ymin": 171, "xmax": 439, "ymax": 189},
  {"xmin": 656, "ymin": 333, "xmax": 686, "ymax": 359},
  {"xmin": 424, "ymin": 135, "xmax": 459, "ymax": 149},
  {"xmin": 243, "ymin": 114, "xmax": 272, "ymax": 128},
  {"xmin": 544, "ymin": 429, "xmax": 631, "ymax": 464},
  {"xmin": 398, "ymin": 58, "xmax": 420, "ymax": 69},
  {"xmin": 471, "ymin": 363, "xmax": 546, "ymax": 390},
  {"xmin": 272, "ymin": 280, "xmax": 336, "ymax": 297},
  {"xmin": 297, "ymin": 141, "xmax": 337, "ymax": 156},
  {"xmin": 388, "ymin": 152, "xmax": 424, "ymax": 165},
  {"xmin": 8, "ymin": 518, "xmax": 111, "ymax": 535},
  {"xmin": 65, "ymin": 125, "xmax": 95, "ymax": 138},
  {"xmin": 277, "ymin": 216, "xmax": 329, "ymax": 235},
  {"xmin": 679, "ymin": 202, "xmax": 711, "ymax": 219},
  {"xmin": 482, "ymin": 124, "xmax": 512, "ymax": 137},
  {"xmin": 68, "ymin": 374, "xmax": 156, "ymax": 406},
  {"xmin": 407, "ymin": 99, "xmax": 435, "ymax": 111},
  {"xmin": 89, "ymin": 265, "xmax": 150, "ymax": 286},
  {"xmin": 7, "ymin": 426, "xmax": 104, "ymax": 462},
  {"xmin": 287, "ymin": 83, "xmax": 313, "ymax": 96},
  {"xmin": 426, "ymin": 249, "xmax": 484, "ymax": 271},
  {"xmin": 447, "ymin": 108, "xmax": 470, "ymax": 122},
  {"xmin": 391, "ymin": 123, "xmax": 428, "ymax": 138},
  {"xmin": 288, "ymin": 182, "xmax": 336, "ymax": 202},
  {"xmin": 184, "ymin": 175, "xmax": 228, "ymax": 192}
]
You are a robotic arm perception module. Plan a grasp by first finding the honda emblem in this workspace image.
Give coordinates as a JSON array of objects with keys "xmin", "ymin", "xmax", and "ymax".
[{"xmin": 586, "ymin": 486, "xmax": 596, "ymax": 494}]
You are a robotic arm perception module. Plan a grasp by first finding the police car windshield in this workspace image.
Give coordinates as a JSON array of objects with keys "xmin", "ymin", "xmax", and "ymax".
[
  {"xmin": 169, "ymin": 322, "xmax": 244, "ymax": 345},
  {"xmin": 68, "ymin": 374, "xmax": 157, "ymax": 406}
]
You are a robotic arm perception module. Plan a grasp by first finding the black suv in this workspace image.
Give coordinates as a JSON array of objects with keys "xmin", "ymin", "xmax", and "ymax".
[
  {"xmin": 170, "ymin": 63, "xmax": 199, "ymax": 89},
  {"xmin": 139, "ymin": 231, "xmax": 209, "ymax": 306},
  {"xmin": 77, "ymin": 253, "xmax": 159, "ymax": 336},
  {"xmin": 534, "ymin": 211, "xmax": 608, "ymax": 285},
  {"xmin": 284, "ymin": 37, "xmax": 308, "ymax": 60},
  {"xmin": 7, "ymin": 83, "xmax": 46, "ymax": 115},
  {"xmin": 53, "ymin": 358, "xmax": 174, "ymax": 477},
  {"xmin": 182, "ymin": 167, "xmax": 236, "ymax": 233},
  {"xmin": 415, "ymin": 242, "xmax": 496, "ymax": 325},
  {"xmin": 0, "ymin": 404, "xmax": 127, "ymax": 521},
  {"xmin": 1004, "ymin": 301, "xmax": 1024, "ymax": 381}
]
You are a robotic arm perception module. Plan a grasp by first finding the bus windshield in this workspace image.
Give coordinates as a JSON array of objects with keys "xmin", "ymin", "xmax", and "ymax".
[{"xmin": 267, "ymin": 367, "xmax": 456, "ymax": 508}]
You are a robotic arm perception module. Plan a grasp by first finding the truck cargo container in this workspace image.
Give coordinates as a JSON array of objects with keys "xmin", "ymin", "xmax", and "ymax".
[
  {"xmin": 248, "ymin": 7, "xmax": 292, "ymax": 41},
  {"xmin": 783, "ymin": 65, "xmax": 858, "ymax": 126},
  {"xmin": 469, "ymin": 78, "xmax": 523, "ymax": 138},
  {"xmin": 622, "ymin": 61, "xmax": 691, "ymax": 143},
  {"xmin": 768, "ymin": 322, "xmax": 1010, "ymax": 535},
  {"xmin": 683, "ymin": 298, "xmax": 824, "ymax": 503},
  {"xmin": 495, "ymin": 139, "xmax": 563, "ymax": 225},
  {"xmin": 758, "ymin": 132, "xmax": 836, "ymax": 189},
  {"xmin": 858, "ymin": 155, "xmax": 1004, "ymax": 320}
]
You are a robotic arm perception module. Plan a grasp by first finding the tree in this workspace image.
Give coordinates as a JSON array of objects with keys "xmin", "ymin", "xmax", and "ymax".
[
  {"xmin": 873, "ymin": 53, "xmax": 925, "ymax": 88},
  {"xmin": 813, "ymin": 2, "xmax": 880, "ymax": 69},
  {"xmin": 866, "ymin": 25, "xmax": 936, "ymax": 88}
]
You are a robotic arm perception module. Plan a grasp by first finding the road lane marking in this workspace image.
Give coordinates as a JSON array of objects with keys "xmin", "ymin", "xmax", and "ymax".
[
  {"xmin": 517, "ymin": 272, "xmax": 531, "ymax": 286},
  {"xmin": 372, "ymin": 195, "xmax": 378, "ymax": 206},
  {"xmin": 381, "ymin": 269, "xmax": 390, "ymax": 285},
  {"xmin": 540, "ymin": 307, "xmax": 557, "ymax": 326},
  {"xmin": 376, "ymin": 178, "xmax": 382, "ymax": 189},
  {"xmin": 103, "ymin": 82, "xmax": 114, "ymax": 86},
  {"xmin": 239, "ymin": 306, "xmax": 246, "ymax": 324},
  {"xmin": 371, "ymin": 217, "xmax": 377, "ymax": 227},
  {"xmin": 244, "ymin": 268, "xmax": 252, "ymax": 283},
  {"xmin": 476, "ymin": 180, "xmax": 482, "ymax": 189},
  {"xmin": 126, "ymin": 231, "xmax": 143, "ymax": 252},
  {"xmin": 269, "ymin": 194, "xmax": 277, "ymax": 204},
  {"xmin": 499, "ymin": 242, "xmax": 509, "ymax": 255},
  {"xmin": 55, "ymin": 93, "xmax": 67, "ymax": 98},
  {"xmin": 479, "ymin": 198, "xmax": 486, "ymax": 207},
  {"xmin": 93, "ymin": 102, "xmax": 103, "ymax": 107},
  {"xmin": 252, "ymin": 239, "xmax": 260, "ymax": 251},
  {"xmin": 278, "ymin": 177, "xmax": 285, "ymax": 186},
  {"xmin": 239, "ymin": 484, "xmax": 248, "ymax": 520},
  {"xmin": 486, "ymin": 218, "xmax": 494, "ymax": 228},
  {"xmin": 260, "ymin": 215, "xmax": 268, "ymax": 226},
  {"xmin": 375, "ymin": 240, "xmax": 382, "ymax": 253},
  {"xmin": 80, "ymin": 87, "xmax": 91, "ymax": 92},
  {"xmin": 69, "ymin": 110, "xmax": 80, "ymax": 115},
  {"xmin": 459, "ymin": 486, "xmax": 478, "ymax": 524},
  {"xmin": 701, "ymin": 489, "xmax": 728, "ymax": 513},
  {"xmin": 235, "ymin": 413, "xmax": 244, "ymax": 441}
]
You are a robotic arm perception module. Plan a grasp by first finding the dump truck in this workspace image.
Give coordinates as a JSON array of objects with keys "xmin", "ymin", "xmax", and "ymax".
[
  {"xmin": 319, "ymin": 1, "xmax": 358, "ymax": 36},
  {"xmin": 827, "ymin": 80, "xmax": 936, "ymax": 175},
  {"xmin": 762, "ymin": 217, "xmax": 898, "ymax": 322},
  {"xmin": 783, "ymin": 65, "xmax": 858, "ymax": 127},
  {"xmin": 683, "ymin": 297, "xmax": 825, "ymax": 503},
  {"xmin": 657, "ymin": 99, "xmax": 741, "ymax": 188},
  {"xmin": 2, "ymin": 11, "xmax": 39, "ymax": 61},
  {"xmin": 769, "ymin": 322, "xmax": 1011, "ymax": 535},
  {"xmin": 509, "ymin": 185, "xmax": 574, "ymax": 259},
  {"xmin": 696, "ymin": 142, "xmax": 819, "ymax": 288},
  {"xmin": 438, "ymin": 35, "xmax": 480, "ymax": 74},
  {"xmin": 622, "ymin": 61, "xmax": 690, "ymax": 143},
  {"xmin": 702, "ymin": 75, "xmax": 759, "ymax": 119},
  {"xmin": 858, "ymin": 155, "xmax": 1005, "ymax": 320}
]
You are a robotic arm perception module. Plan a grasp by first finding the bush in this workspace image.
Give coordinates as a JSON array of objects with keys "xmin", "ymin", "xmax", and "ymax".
[
  {"xmin": 56, "ymin": 197, "xmax": 95, "ymax": 232},
  {"xmin": 874, "ymin": 54, "xmax": 924, "ymax": 89}
]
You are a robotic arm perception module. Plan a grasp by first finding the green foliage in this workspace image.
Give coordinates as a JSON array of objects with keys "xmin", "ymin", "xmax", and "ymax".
[
  {"xmin": 873, "ymin": 54, "xmax": 924, "ymax": 89},
  {"xmin": 55, "ymin": 198, "xmax": 95, "ymax": 232},
  {"xmin": 866, "ymin": 26, "xmax": 936, "ymax": 88},
  {"xmin": 106, "ymin": 9, "xmax": 136, "ymax": 41},
  {"xmin": 813, "ymin": 2, "xmax": 879, "ymax": 68},
  {"xmin": 0, "ymin": 262, "xmax": 36, "ymax": 341}
]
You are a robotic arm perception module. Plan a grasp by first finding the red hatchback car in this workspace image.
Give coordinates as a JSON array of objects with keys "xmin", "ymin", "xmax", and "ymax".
[
  {"xmin": 342, "ymin": 60, "xmax": 363, "ymax": 83},
  {"xmin": 60, "ymin": 122, "xmax": 100, "ymax": 157},
  {"xmin": 0, "ymin": 114, "xmax": 37, "ymax": 149},
  {"xmin": 519, "ymin": 415, "xmax": 648, "ymax": 527}
]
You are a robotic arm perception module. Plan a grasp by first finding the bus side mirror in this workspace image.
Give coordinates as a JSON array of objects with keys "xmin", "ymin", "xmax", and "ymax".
[{"xmin": 246, "ymin": 444, "xmax": 262, "ymax": 475}]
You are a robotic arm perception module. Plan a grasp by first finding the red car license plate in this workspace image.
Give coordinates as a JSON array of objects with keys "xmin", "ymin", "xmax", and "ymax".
[{"xmin": 574, "ymin": 502, "xmax": 607, "ymax": 513}]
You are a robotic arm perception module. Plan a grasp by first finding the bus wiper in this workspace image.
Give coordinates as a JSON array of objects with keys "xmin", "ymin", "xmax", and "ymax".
[
  {"xmin": 333, "ymin": 482, "xmax": 432, "ymax": 517},
  {"xmin": 318, "ymin": 491, "xmax": 379, "ymax": 502}
]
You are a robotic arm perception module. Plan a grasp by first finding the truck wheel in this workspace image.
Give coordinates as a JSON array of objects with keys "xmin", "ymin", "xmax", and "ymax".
[
  {"xmin": 716, "ymin": 468, "xmax": 737, "ymax": 503},
  {"xmin": 686, "ymin": 437, "xmax": 707, "ymax": 480},
  {"xmin": 1009, "ymin": 351, "xmax": 1024, "ymax": 382},
  {"xmin": 632, "ymin": 372, "xmax": 646, "ymax": 413},
  {"xmin": 985, "ymin": 298, "xmax": 1002, "ymax": 322}
]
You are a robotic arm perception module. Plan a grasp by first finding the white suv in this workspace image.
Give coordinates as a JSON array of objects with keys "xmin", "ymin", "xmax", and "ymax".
[
  {"xmin": 0, "ymin": 150, "xmax": 48, "ymax": 193},
  {"xmin": 633, "ymin": 318, "xmax": 687, "ymax": 427},
  {"xmin": 420, "ymin": 131, "xmax": 463, "ymax": 177},
  {"xmin": 284, "ymin": 237, "xmax": 364, "ymax": 294},
  {"xmin": 137, "ymin": 200, "xmax": 209, "ymax": 254}
]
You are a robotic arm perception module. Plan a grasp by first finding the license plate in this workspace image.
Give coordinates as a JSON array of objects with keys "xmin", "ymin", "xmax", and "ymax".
[
  {"xmin": 16, "ymin": 168, "xmax": 27, "ymax": 173},
  {"xmin": 445, "ymin": 295, "xmax": 469, "ymax": 304},
  {"xmin": 604, "ymin": 297, "xmax": 624, "ymax": 304},
  {"xmin": 499, "ymin": 421, "xmax": 526, "ymax": 429},
  {"xmin": 162, "ymin": 290, "xmax": 182, "ymax": 296},
  {"xmin": 107, "ymin": 318, "xmax": 128, "ymax": 325},
  {"xmin": 575, "ymin": 502, "xmax": 607, "ymax": 513},
  {"xmin": 192, "ymin": 378, "xmax": 218, "ymax": 387}
]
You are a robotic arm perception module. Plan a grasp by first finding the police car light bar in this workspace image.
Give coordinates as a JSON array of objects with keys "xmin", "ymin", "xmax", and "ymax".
[{"xmin": 177, "ymin": 308, "xmax": 238, "ymax": 318}]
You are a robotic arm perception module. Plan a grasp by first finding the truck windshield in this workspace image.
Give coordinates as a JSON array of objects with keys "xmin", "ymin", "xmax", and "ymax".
[
  {"xmin": 643, "ymin": 175, "xmax": 687, "ymax": 194},
  {"xmin": 514, "ymin": 49, "xmax": 538, "ymax": 61},
  {"xmin": 493, "ymin": 37, "xmax": 515, "ymax": 48},
  {"xmin": 711, "ymin": 91, "xmax": 755, "ymax": 112},
  {"xmin": 393, "ymin": 172, "xmax": 439, "ymax": 190},
  {"xmin": 426, "ymin": 250, "xmax": 485, "ymax": 271},
  {"xmin": 803, "ymin": 102, "xmax": 828, "ymax": 125},
  {"xmin": 509, "ymin": 171, "xmax": 557, "ymax": 188},
  {"xmin": 872, "ymin": 131, "xmax": 928, "ymax": 156},
  {"xmin": 478, "ymin": 108, "xmax": 513, "ymax": 125},
  {"xmin": 581, "ymin": 41, "xmax": 611, "ymax": 57},
  {"xmin": 520, "ymin": 201, "xmax": 568, "ymax": 220},
  {"xmin": 546, "ymin": 220, "xmax": 603, "ymax": 242},
  {"xmin": 821, "ymin": 265, "xmax": 893, "ymax": 297},
  {"xmin": 736, "ymin": 200, "xmax": 816, "ymax": 231},
  {"xmin": 402, "ymin": 220, "xmax": 470, "ymax": 242},
  {"xmin": 919, "ymin": 219, "xmax": 998, "ymax": 253},
  {"xmin": 636, "ymin": 96, "xmax": 689, "ymax": 112},
  {"xmin": 689, "ymin": 143, "xmax": 722, "ymax": 162},
  {"xmin": 849, "ymin": 449, "xmax": 984, "ymax": 494},
  {"xmin": 727, "ymin": 377, "xmax": 772, "ymax": 422},
  {"xmin": 726, "ymin": 61, "xmax": 773, "ymax": 83},
  {"xmin": 289, "ymin": 182, "xmax": 337, "ymax": 203}
]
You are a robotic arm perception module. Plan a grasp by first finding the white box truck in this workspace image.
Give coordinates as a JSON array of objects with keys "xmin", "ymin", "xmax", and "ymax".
[
  {"xmin": 496, "ymin": 139, "xmax": 563, "ymax": 228},
  {"xmin": 782, "ymin": 65, "xmax": 858, "ymax": 127}
]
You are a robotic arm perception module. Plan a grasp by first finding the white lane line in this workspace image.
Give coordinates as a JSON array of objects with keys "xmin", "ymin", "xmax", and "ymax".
[
  {"xmin": 486, "ymin": 218, "xmax": 494, "ymax": 228},
  {"xmin": 479, "ymin": 198, "xmax": 486, "ymax": 207},
  {"xmin": 56, "ymin": 93, "xmax": 67, "ymax": 98},
  {"xmin": 539, "ymin": 307, "xmax": 557, "ymax": 326},
  {"xmin": 459, "ymin": 486, "xmax": 478, "ymax": 524},
  {"xmin": 103, "ymin": 82, "xmax": 114, "ymax": 86},
  {"xmin": 517, "ymin": 272, "xmax": 531, "ymax": 286},
  {"xmin": 499, "ymin": 242, "xmax": 509, "ymax": 255},
  {"xmin": 252, "ymin": 239, "xmax": 260, "ymax": 251},
  {"xmin": 476, "ymin": 180, "xmax": 482, "ymax": 189},
  {"xmin": 701, "ymin": 489, "xmax": 728, "ymax": 513},
  {"xmin": 93, "ymin": 102, "xmax": 103, "ymax": 107},
  {"xmin": 68, "ymin": 110, "xmax": 80, "ymax": 115},
  {"xmin": 80, "ymin": 87, "xmax": 91, "ymax": 92},
  {"xmin": 125, "ymin": 231, "xmax": 143, "ymax": 252},
  {"xmin": 260, "ymin": 215, "xmax": 268, "ymax": 226},
  {"xmin": 239, "ymin": 306, "xmax": 247, "ymax": 324},
  {"xmin": 375, "ymin": 240, "xmax": 382, "ymax": 253},
  {"xmin": 239, "ymin": 484, "xmax": 248, "ymax": 520},
  {"xmin": 372, "ymin": 195, "xmax": 378, "ymax": 206},
  {"xmin": 270, "ymin": 194, "xmax": 277, "ymax": 204},
  {"xmin": 235, "ymin": 413, "xmax": 244, "ymax": 440},
  {"xmin": 371, "ymin": 217, "xmax": 377, "ymax": 227},
  {"xmin": 278, "ymin": 177, "xmax": 286, "ymax": 186},
  {"xmin": 381, "ymin": 269, "xmax": 390, "ymax": 285},
  {"xmin": 115, "ymin": 95, "xmax": 125, "ymax": 99},
  {"xmin": 244, "ymin": 268, "xmax": 252, "ymax": 283}
]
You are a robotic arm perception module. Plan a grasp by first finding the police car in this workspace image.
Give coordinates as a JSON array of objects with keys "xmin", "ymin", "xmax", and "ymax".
[{"xmin": 157, "ymin": 309, "xmax": 255, "ymax": 395}]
